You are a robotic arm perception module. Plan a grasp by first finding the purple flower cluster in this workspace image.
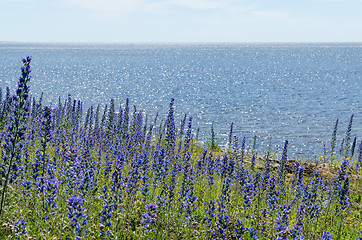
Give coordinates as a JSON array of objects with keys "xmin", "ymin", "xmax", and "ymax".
[
  {"xmin": 14, "ymin": 220, "xmax": 27, "ymax": 237},
  {"xmin": 67, "ymin": 195, "xmax": 88, "ymax": 237},
  {"xmin": 141, "ymin": 203, "xmax": 158, "ymax": 231},
  {"xmin": 1, "ymin": 57, "xmax": 32, "ymax": 218}
]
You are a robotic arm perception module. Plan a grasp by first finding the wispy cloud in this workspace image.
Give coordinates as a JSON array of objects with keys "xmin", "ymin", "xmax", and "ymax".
[
  {"xmin": 250, "ymin": 10, "xmax": 288, "ymax": 19},
  {"xmin": 63, "ymin": 0, "xmax": 147, "ymax": 15},
  {"xmin": 168, "ymin": 0, "xmax": 252, "ymax": 13},
  {"xmin": 63, "ymin": 0, "xmax": 253, "ymax": 16},
  {"xmin": 314, "ymin": 0, "xmax": 353, "ymax": 2},
  {"xmin": 0, "ymin": 0, "xmax": 32, "ymax": 2}
]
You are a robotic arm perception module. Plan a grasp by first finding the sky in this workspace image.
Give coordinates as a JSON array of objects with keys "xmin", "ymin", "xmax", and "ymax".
[{"xmin": 1, "ymin": 0, "xmax": 362, "ymax": 42}]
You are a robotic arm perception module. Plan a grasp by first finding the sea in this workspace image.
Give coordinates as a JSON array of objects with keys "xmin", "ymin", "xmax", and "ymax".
[{"xmin": 0, "ymin": 42, "xmax": 361, "ymax": 159}]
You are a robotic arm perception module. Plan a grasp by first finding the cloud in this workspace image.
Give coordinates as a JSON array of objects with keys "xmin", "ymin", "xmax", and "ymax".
[
  {"xmin": 63, "ymin": 0, "xmax": 147, "ymax": 15},
  {"xmin": 314, "ymin": 0, "xmax": 353, "ymax": 2},
  {"xmin": 250, "ymin": 10, "xmax": 288, "ymax": 19},
  {"xmin": 0, "ymin": 0, "xmax": 32, "ymax": 2},
  {"xmin": 168, "ymin": 0, "xmax": 252, "ymax": 13},
  {"xmin": 63, "ymin": 0, "xmax": 253, "ymax": 16}
]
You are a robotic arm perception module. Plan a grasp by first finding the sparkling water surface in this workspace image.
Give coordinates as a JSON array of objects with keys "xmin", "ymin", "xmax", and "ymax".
[{"xmin": 0, "ymin": 42, "xmax": 361, "ymax": 158}]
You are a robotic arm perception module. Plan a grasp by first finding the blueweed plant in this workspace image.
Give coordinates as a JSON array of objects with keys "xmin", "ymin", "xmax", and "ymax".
[
  {"xmin": 0, "ymin": 57, "xmax": 32, "ymax": 219},
  {"xmin": 67, "ymin": 195, "xmax": 88, "ymax": 238},
  {"xmin": 277, "ymin": 140, "xmax": 289, "ymax": 185},
  {"xmin": 344, "ymin": 114, "xmax": 354, "ymax": 157},
  {"xmin": 357, "ymin": 141, "xmax": 362, "ymax": 170},
  {"xmin": 0, "ymin": 58, "xmax": 360, "ymax": 239},
  {"xmin": 209, "ymin": 121, "xmax": 218, "ymax": 151},
  {"xmin": 330, "ymin": 118, "xmax": 338, "ymax": 161}
]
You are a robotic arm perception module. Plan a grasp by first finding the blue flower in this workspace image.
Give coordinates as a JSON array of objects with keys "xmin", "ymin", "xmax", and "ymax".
[
  {"xmin": 234, "ymin": 220, "xmax": 245, "ymax": 239},
  {"xmin": 14, "ymin": 220, "xmax": 27, "ymax": 236},
  {"xmin": 214, "ymin": 214, "xmax": 230, "ymax": 239},
  {"xmin": 99, "ymin": 185, "xmax": 114, "ymax": 237},
  {"xmin": 275, "ymin": 204, "xmax": 291, "ymax": 239},
  {"xmin": 249, "ymin": 227, "xmax": 258, "ymax": 240},
  {"xmin": 205, "ymin": 200, "xmax": 216, "ymax": 234},
  {"xmin": 321, "ymin": 231, "xmax": 333, "ymax": 240},
  {"xmin": 67, "ymin": 195, "xmax": 88, "ymax": 237},
  {"xmin": 339, "ymin": 176, "xmax": 350, "ymax": 210},
  {"xmin": 141, "ymin": 203, "xmax": 158, "ymax": 231}
]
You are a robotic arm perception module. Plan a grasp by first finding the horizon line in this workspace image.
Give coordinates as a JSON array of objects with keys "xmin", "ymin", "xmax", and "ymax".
[{"xmin": 1, "ymin": 41, "xmax": 362, "ymax": 45}]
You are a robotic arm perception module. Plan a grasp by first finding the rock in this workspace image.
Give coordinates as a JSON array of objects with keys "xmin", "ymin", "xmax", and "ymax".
[
  {"xmin": 282, "ymin": 159, "xmax": 316, "ymax": 175},
  {"xmin": 319, "ymin": 166, "xmax": 336, "ymax": 179},
  {"xmin": 301, "ymin": 162, "xmax": 316, "ymax": 175},
  {"xmin": 285, "ymin": 160, "xmax": 299, "ymax": 174}
]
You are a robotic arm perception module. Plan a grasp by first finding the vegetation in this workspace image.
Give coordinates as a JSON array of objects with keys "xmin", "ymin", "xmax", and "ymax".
[{"xmin": 0, "ymin": 57, "xmax": 361, "ymax": 239}]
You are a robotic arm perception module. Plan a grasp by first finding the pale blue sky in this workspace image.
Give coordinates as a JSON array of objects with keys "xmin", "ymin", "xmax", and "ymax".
[{"xmin": 1, "ymin": 0, "xmax": 361, "ymax": 42}]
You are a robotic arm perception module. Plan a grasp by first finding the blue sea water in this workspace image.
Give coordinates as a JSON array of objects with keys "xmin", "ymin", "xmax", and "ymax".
[{"xmin": 0, "ymin": 42, "xmax": 361, "ymax": 158}]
